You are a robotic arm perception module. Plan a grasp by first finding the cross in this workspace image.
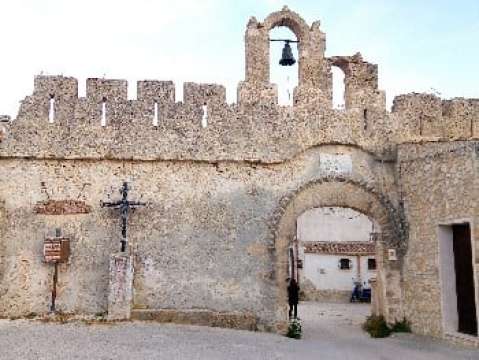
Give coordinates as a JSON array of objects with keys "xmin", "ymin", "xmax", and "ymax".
[{"xmin": 101, "ymin": 182, "xmax": 146, "ymax": 252}]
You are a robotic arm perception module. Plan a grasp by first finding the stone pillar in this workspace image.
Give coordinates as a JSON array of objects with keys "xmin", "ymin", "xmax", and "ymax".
[
  {"xmin": 369, "ymin": 277, "xmax": 379, "ymax": 316},
  {"xmin": 107, "ymin": 253, "xmax": 134, "ymax": 321}
]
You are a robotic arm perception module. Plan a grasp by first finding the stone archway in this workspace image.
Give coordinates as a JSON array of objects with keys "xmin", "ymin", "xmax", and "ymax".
[{"xmin": 271, "ymin": 178, "xmax": 406, "ymax": 331}]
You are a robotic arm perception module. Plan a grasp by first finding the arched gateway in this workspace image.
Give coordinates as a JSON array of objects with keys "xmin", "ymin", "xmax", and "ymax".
[{"xmin": 271, "ymin": 178, "xmax": 406, "ymax": 331}]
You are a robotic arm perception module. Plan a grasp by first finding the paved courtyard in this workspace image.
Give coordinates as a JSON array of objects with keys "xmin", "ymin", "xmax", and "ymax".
[{"xmin": 0, "ymin": 302, "xmax": 477, "ymax": 360}]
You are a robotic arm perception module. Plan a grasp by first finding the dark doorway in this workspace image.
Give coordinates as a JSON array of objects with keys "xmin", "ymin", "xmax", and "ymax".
[{"xmin": 453, "ymin": 223, "xmax": 477, "ymax": 336}]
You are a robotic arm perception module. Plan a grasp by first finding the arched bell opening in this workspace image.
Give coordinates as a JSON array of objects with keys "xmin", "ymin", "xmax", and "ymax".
[
  {"xmin": 269, "ymin": 27, "xmax": 298, "ymax": 106},
  {"xmin": 240, "ymin": 7, "xmax": 328, "ymax": 107}
]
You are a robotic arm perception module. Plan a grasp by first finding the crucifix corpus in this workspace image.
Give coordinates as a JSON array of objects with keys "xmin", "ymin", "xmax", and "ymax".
[{"xmin": 101, "ymin": 182, "xmax": 146, "ymax": 252}]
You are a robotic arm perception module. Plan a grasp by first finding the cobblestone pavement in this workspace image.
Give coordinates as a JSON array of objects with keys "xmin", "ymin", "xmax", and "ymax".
[{"xmin": 0, "ymin": 302, "xmax": 477, "ymax": 360}]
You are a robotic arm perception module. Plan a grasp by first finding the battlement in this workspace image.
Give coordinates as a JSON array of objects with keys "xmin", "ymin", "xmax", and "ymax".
[
  {"xmin": 86, "ymin": 78, "xmax": 128, "ymax": 103},
  {"xmin": 33, "ymin": 75, "xmax": 78, "ymax": 100},
  {"xmin": 29, "ymin": 75, "xmax": 228, "ymax": 106},
  {"xmin": 441, "ymin": 98, "xmax": 479, "ymax": 139},
  {"xmin": 0, "ymin": 74, "xmax": 390, "ymax": 163},
  {"xmin": 0, "ymin": 7, "xmax": 477, "ymax": 163},
  {"xmin": 391, "ymin": 93, "xmax": 479, "ymax": 140},
  {"xmin": 137, "ymin": 81, "xmax": 175, "ymax": 105}
]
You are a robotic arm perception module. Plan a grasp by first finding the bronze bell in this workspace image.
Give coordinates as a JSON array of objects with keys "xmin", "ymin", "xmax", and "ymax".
[{"xmin": 279, "ymin": 41, "xmax": 296, "ymax": 66}]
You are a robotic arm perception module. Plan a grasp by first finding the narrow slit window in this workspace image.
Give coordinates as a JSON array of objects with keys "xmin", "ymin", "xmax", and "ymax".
[
  {"xmin": 332, "ymin": 66, "xmax": 346, "ymax": 109},
  {"xmin": 201, "ymin": 104, "xmax": 208, "ymax": 128},
  {"xmin": 363, "ymin": 108, "xmax": 368, "ymax": 131},
  {"xmin": 101, "ymin": 98, "xmax": 107, "ymax": 127},
  {"xmin": 153, "ymin": 102, "xmax": 159, "ymax": 127},
  {"xmin": 48, "ymin": 95, "xmax": 55, "ymax": 123}
]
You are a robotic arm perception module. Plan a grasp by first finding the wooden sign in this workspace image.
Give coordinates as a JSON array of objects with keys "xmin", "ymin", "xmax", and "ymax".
[{"xmin": 44, "ymin": 238, "xmax": 70, "ymax": 263}]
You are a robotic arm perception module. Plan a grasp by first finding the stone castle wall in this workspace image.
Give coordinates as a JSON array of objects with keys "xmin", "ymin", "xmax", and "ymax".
[
  {"xmin": 398, "ymin": 141, "xmax": 478, "ymax": 338},
  {"xmin": 0, "ymin": 145, "xmax": 396, "ymax": 330},
  {"xmin": 0, "ymin": 6, "xmax": 477, "ymax": 343}
]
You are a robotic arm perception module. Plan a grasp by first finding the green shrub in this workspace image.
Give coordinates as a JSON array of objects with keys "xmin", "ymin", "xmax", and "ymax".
[
  {"xmin": 286, "ymin": 319, "xmax": 302, "ymax": 339},
  {"xmin": 362, "ymin": 315, "xmax": 392, "ymax": 338},
  {"xmin": 391, "ymin": 318, "xmax": 411, "ymax": 333}
]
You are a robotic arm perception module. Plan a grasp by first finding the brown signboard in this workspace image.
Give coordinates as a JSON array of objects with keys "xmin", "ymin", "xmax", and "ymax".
[{"xmin": 44, "ymin": 238, "xmax": 70, "ymax": 263}]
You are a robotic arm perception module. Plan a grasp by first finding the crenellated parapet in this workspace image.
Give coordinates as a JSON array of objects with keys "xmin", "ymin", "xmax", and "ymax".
[
  {"xmin": 0, "ymin": 8, "xmax": 477, "ymax": 163},
  {"xmin": 441, "ymin": 98, "xmax": 479, "ymax": 139},
  {"xmin": 391, "ymin": 93, "xmax": 479, "ymax": 141},
  {"xmin": 391, "ymin": 93, "xmax": 443, "ymax": 139},
  {"xmin": 0, "ymin": 74, "xmax": 395, "ymax": 162}
]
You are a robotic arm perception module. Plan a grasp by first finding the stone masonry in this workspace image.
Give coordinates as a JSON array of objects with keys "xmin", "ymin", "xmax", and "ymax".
[{"xmin": 0, "ymin": 7, "xmax": 477, "ymax": 346}]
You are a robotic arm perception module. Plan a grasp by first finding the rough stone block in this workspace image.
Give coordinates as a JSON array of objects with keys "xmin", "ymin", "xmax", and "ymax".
[
  {"xmin": 293, "ymin": 85, "xmax": 329, "ymax": 107},
  {"xmin": 86, "ymin": 78, "xmax": 128, "ymax": 103},
  {"xmin": 442, "ymin": 98, "xmax": 479, "ymax": 139},
  {"xmin": 33, "ymin": 75, "xmax": 78, "ymax": 100},
  {"xmin": 183, "ymin": 82, "xmax": 226, "ymax": 106},
  {"xmin": 107, "ymin": 253, "xmax": 134, "ymax": 321},
  {"xmin": 237, "ymin": 81, "xmax": 277, "ymax": 107},
  {"xmin": 392, "ymin": 93, "xmax": 443, "ymax": 137},
  {"xmin": 137, "ymin": 80, "xmax": 175, "ymax": 104}
]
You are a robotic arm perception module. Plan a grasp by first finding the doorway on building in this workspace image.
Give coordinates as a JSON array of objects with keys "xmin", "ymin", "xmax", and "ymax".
[{"xmin": 439, "ymin": 222, "xmax": 478, "ymax": 336}]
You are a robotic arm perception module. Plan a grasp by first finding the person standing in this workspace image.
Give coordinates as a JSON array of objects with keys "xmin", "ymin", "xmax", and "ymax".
[{"xmin": 287, "ymin": 278, "xmax": 300, "ymax": 319}]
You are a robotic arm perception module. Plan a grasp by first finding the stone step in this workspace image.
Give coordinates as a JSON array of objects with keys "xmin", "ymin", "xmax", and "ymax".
[{"xmin": 131, "ymin": 309, "xmax": 257, "ymax": 331}]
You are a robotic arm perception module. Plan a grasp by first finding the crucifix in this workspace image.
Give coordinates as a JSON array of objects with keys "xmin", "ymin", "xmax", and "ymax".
[{"xmin": 101, "ymin": 182, "xmax": 146, "ymax": 252}]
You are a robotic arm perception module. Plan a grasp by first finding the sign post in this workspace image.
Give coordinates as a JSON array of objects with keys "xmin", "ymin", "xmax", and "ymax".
[{"xmin": 43, "ymin": 228, "xmax": 70, "ymax": 313}]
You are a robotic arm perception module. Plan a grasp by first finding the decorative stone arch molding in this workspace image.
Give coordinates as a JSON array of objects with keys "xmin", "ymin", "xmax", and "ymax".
[
  {"xmin": 271, "ymin": 178, "xmax": 406, "ymax": 331},
  {"xmin": 238, "ymin": 6, "xmax": 330, "ymax": 106}
]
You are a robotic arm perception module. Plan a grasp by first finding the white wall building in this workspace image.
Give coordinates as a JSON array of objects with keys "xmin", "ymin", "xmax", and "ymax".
[{"xmin": 296, "ymin": 207, "xmax": 378, "ymax": 302}]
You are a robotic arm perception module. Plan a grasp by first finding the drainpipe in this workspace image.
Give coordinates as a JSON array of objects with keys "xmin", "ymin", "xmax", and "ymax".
[{"xmin": 357, "ymin": 255, "xmax": 361, "ymax": 283}]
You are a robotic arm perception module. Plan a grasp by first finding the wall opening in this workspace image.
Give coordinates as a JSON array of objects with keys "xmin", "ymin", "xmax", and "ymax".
[
  {"xmin": 439, "ymin": 223, "xmax": 478, "ymax": 336},
  {"xmin": 153, "ymin": 102, "xmax": 159, "ymax": 127},
  {"xmin": 101, "ymin": 97, "xmax": 107, "ymax": 127},
  {"xmin": 269, "ymin": 27, "xmax": 298, "ymax": 106},
  {"xmin": 201, "ymin": 103, "xmax": 208, "ymax": 128},
  {"xmin": 363, "ymin": 109, "xmax": 368, "ymax": 131},
  {"xmin": 48, "ymin": 95, "xmax": 55, "ymax": 123},
  {"xmin": 296, "ymin": 207, "xmax": 379, "ymax": 305},
  {"xmin": 332, "ymin": 66, "xmax": 346, "ymax": 109}
]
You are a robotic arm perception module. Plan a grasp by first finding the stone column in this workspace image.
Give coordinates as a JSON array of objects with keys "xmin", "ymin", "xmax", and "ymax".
[
  {"xmin": 107, "ymin": 252, "xmax": 134, "ymax": 321},
  {"xmin": 369, "ymin": 277, "xmax": 379, "ymax": 316}
]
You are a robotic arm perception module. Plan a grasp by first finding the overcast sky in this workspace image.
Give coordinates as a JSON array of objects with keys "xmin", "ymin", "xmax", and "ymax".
[{"xmin": 0, "ymin": 0, "xmax": 478, "ymax": 115}]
